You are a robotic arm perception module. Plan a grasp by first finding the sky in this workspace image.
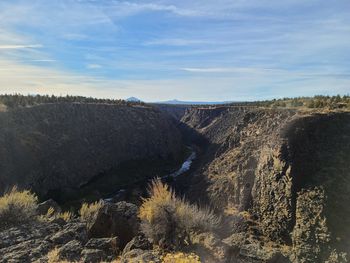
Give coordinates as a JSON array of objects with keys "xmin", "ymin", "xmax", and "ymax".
[{"xmin": 0, "ymin": 0, "xmax": 349, "ymax": 101}]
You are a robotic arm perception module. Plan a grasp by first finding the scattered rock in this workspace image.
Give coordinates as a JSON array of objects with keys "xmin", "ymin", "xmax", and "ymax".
[
  {"xmin": 87, "ymin": 201, "xmax": 139, "ymax": 247},
  {"xmin": 192, "ymin": 232, "xmax": 233, "ymax": 262},
  {"xmin": 120, "ymin": 249, "xmax": 161, "ymax": 263},
  {"xmin": 85, "ymin": 237, "xmax": 120, "ymax": 259},
  {"xmin": 50, "ymin": 222, "xmax": 88, "ymax": 245},
  {"xmin": 56, "ymin": 240, "xmax": 83, "ymax": 262},
  {"xmin": 122, "ymin": 234, "xmax": 152, "ymax": 255},
  {"xmin": 267, "ymin": 252, "xmax": 291, "ymax": 263},
  {"xmin": 81, "ymin": 248, "xmax": 108, "ymax": 263},
  {"xmin": 36, "ymin": 199, "xmax": 61, "ymax": 215}
]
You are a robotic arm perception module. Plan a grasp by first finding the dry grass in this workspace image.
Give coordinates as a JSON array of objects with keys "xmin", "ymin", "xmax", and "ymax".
[
  {"xmin": 139, "ymin": 178, "xmax": 220, "ymax": 249},
  {"xmin": 57, "ymin": 211, "xmax": 74, "ymax": 222},
  {"xmin": 47, "ymin": 247, "xmax": 120, "ymax": 263},
  {"xmin": 79, "ymin": 200, "xmax": 104, "ymax": 226},
  {"xmin": 41, "ymin": 207, "xmax": 74, "ymax": 223},
  {"xmin": 47, "ymin": 248, "xmax": 64, "ymax": 263},
  {"xmin": 162, "ymin": 252, "xmax": 201, "ymax": 263},
  {"xmin": 139, "ymin": 178, "xmax": 175, "ymax": 223},
  {"xmin": 0, "ymin": 186, "xmax": 38, "ymax": 229}
]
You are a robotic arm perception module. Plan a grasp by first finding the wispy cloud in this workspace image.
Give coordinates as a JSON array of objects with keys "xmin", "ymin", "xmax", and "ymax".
[
  {"xmin": 181, "ymin": 67, "xmax": 281, "ymax": 74},
  {"xmin": 104, "ymin": 2, "xmax": 201, "ymax": 18},
  {"xmin": 86, "ymin": 64, "xmax": 102, "ymax": 69},
  {"xmin": 144, "ymin": 38, "xmax": 212, "ymax": 46},
  {"xmin": 0, "ymin": 44, "xmax": 43, "ymax": 50},
  {"xmin": 31, "ymin": 59, "xmax": 56, "ymax": 62}
]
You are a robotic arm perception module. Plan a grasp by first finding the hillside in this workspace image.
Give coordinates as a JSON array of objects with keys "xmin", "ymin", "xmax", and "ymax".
[{"xmin": 0, "ymin": 103, "xmax": 184, "ymax": 202}]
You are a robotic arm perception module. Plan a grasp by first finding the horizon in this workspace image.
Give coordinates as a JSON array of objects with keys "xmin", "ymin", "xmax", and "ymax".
[
  {"xmin": 0, "ymin": 0, "xmax": 349, "ymax": 101},
  {"xmin": 1, "ymin": 93, "xmax": 349, "ymax": 104}
]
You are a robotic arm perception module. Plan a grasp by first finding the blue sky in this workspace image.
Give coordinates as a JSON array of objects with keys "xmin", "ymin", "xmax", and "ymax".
[{"xmin": 0, "ymin": 0, "xmax": 349, "ymax": 101}]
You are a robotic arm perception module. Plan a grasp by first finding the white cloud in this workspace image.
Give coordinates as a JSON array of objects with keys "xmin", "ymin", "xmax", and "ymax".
[
  {"xmin": 104, "ymin": 2, "xmax": 201, "ymax": 18},
  {"xmin": 30, "ymin": 59, "xmax": 56, "ymax": 62},
  {"xmin": 181, "ymin": 67, "xmax": 281, "ymax": 74},
  {"xmin": 144, "ymin": 38, "xmax": 212, "ymax": 46},
  {"xmin": 0, "ymin": 44, "xmax": 43, "ymax": 49}
]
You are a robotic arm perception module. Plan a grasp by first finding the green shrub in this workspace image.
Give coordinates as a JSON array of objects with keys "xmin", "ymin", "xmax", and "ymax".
[
  {"xmin": 0, "ymin": 186, "xmax": 38, "ymax": 229},
  {"xmin": 139, "ymin": 178, "xmax": 220, "ymax": 249}
]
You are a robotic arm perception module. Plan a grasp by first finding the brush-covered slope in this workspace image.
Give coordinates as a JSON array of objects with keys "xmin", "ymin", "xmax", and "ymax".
[
  {"xmin": 181, "ymin": 107, "xmax": 350, "ymax": 262},
  {"xmin": 0, "ymin": 103, "xmax": 183, "ymax": 200}
]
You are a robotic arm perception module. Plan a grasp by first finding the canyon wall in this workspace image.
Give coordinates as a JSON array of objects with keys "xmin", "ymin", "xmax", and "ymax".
[
  {"xmin": 0, "ymin": 103, "xmax": 184, "ymax": 200},
  {"xmin": 181, "ymin": 107, "xmax": 350, "ymax": 262}
]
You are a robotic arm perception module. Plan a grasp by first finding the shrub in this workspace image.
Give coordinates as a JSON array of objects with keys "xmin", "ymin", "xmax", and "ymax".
[
  {"xmin": 139, "ymin": 178, "xmax": 220, "ymax": 249},
  {"xmin": 40, "ymin": 207, "xmax": 74, "ymax": 223},
  {"xmin": 47, "ymin": 248, "xmax": 76, "ymax": 263},
  {"xmin": 47, "ymin": 248, "xmax": 62, "ymax": 263},
  {"xmin": 162, "ymin": 252, "xmax": 201, "ymax": 263},
  {"xmin": 57, "ymin": 211, "xmax": 74, "ymax": 222},
  {"xmin": 0, "ymin": 186, "xmax": 38, "ymax": 229},
  {"xmin": 79, "ymin": 200, "xmax": 104, "ymax": 226}
]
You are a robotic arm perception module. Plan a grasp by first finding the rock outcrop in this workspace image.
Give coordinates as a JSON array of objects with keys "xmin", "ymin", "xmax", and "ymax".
[
  {"xmin": 87, "ymin": 201, "xmax": 139, "ymax": 247},
  {"xmin": 0, "ymin": 202, "xmax": 138, "ymax": 262},
  {"xmin": 181, "ymin": 107, "xmax": 350, "ymax": 262}
]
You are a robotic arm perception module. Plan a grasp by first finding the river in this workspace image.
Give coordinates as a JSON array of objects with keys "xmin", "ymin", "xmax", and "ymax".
[{"xmin": 105, "ymin": 147, "xmax": 196, "ymax": 202}]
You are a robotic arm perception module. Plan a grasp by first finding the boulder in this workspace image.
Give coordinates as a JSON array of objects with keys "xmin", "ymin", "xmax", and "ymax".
[
  {"xmin": 85, "ymin": 237, "xmax": 120, "ymax": 259},
  {"xmin": 36, "ymin": 199, "xmax": 61, "ymax": 215},
  {"xmin": 87, "ymin": 201, "xmax": 139, "ymax": 247},
  {"xmin": 0, "ymin": 222, "xmax": 61, "ymax": 262},
  {"xmin": 120, "ymin": 249, "xmax": 161, "ymax": 263},
  {"xmin": 267, "ymin": 252, "xmax": 291, "ymax": 263},
  {"xmin": 122, "ymin": 234, "xmax": 152, "ymax": 255},
  {"xmin": 0, "ymin": 239, "xmax": 52, "ymax": 263},
  {"xmin": 55, "ymin": 240, "xmax": 83, "ymax": 262},
  {"xmin": 50, "ymin": 222, "xmax": 87, "ymax": 245},
  {"xmin": 192, "ymin": 232, "xmax": 234, "ymax": 263},
  {"xmin": 80, "ymin": 248, "xmax": 108, "ymax": 263}
]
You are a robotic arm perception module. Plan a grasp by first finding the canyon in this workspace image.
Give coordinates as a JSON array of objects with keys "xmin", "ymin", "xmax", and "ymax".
[{"xmin": 0, "ymin": 101, "xmax": 349, "ymax": 262}]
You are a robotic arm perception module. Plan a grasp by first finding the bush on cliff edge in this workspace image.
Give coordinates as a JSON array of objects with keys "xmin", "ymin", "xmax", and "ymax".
[
  {"xmin": 0, "ymin": 186, "xmax": 38, "ymax": 229},
  {"xmin": 139, "ymin": 178, "xmax": 220, "ymax": 249}
]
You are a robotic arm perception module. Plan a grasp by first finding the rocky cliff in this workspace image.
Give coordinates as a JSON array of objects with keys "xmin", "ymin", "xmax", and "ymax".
[
  {"xmin": 181, "ymin": 107, "xmax": 350, "ymax": 262},
  {"xmin": 0, "ymin": 103, "xmax": 184, "ymax": 201}
]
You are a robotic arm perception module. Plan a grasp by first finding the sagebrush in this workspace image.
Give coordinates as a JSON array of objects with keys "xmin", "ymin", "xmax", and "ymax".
[
  {"xmin": 139, "ymin": 178, "xmax": 220, "ymax": 249},
  {"xmin": 79, "ymin": 200, "xmax": 104, "ymax": 226},
  {"xmin": 0, "ymin": 186, "xmax": 38, "ymax": 229}
]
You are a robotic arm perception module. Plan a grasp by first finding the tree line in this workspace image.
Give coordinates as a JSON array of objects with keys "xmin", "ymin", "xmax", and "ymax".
[
  {"xmin": 229, "ymin": 95, "xmax": 350, "ymax": 109},
  {"xmin": 0, "ymin": 94, "xmax": 146, "ymax": 109}
]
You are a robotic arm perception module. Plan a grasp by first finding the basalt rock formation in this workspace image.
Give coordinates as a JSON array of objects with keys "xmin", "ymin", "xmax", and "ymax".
[
  {"xmin": 180, "ymin": 106, "xmax": 350, "ymax": 262},
  {"xmin": 0, "ymin": 103, "xmax": 184, "ymax": 201},
  {"xmin": 0, "ymin": 101, "xmax": 349, "ymax": 262}
]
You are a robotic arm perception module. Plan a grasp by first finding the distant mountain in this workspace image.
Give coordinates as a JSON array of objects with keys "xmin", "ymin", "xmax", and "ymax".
[
  {"xmin": 155, "ymin": 99, "xmax": 234, "ymax": 105},
  {"xmin": 126, "ymin": 97, "xmax": 142, "ymax": 102}
]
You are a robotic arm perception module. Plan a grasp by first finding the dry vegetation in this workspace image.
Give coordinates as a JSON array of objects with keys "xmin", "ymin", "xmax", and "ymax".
[
  {"xmin": 0, "ymin": 187, "xmax": 38, "ymax": 229},
  {"xmin": 44, "ymin": 207, "xmax": 74, "ymax": 222},
  {"xmin": 47, "ymin": 248, "xmax": 68, "ymax": 263},
  {"xmin": 139, "ymin": 178, "xmax": 220, "ymax": 250},
  {"xmin": 0, "ymin": 186, "xmax": 77, "ymax": 229},
  {"xmin": 79, "ymin": 200, "xmax": 104, "ymax": 226},
  {"xmin": 162, "ymin": 252, "xmax": 201, "ymax": 263}
]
